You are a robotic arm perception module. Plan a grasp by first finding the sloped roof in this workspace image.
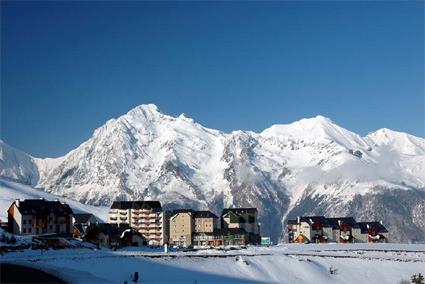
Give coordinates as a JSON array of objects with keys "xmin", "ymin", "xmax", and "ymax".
[
  {"xmin": 222, "ymin": 208, "xmax": 257, "ymax": 216},
  {"xmin": 299, "ymin": 216, "xmax": 328, "ymax": 225},
  {"xmin": 357, "ymin": 222, "xmax": 388, "ymax": 233},
  {"xmin": 194, "ymin": 211, "xmax": 218, "ymax": 219},
  {"xmin": 169, "ymin": 209, "xmax": 193, "ymax": 221},
  {"xmin": 16, "ymin": 199, "xmax": 73, "ymax": 216},
  {"xmin": 73, "ymin": 213, "xmax": 95, "ymax": 224},
  {"xmin": 326, "ymin": 217, "xmax": 359, "ymax": 229},
  {"xmin": 110, "ymin": 201, "xmax": 162, "ymax": 210},
  {"xmin": 96, "ymin": 223, "xmax": 131, "ymax": 236}
]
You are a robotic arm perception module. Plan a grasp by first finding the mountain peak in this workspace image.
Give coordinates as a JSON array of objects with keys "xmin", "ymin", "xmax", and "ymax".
[
  {"xmin": 261, "ymin": 115, "xmax": 337, "ymax": 138},
  {"xmin": 121, "ymin": 104, "xmax": 165, "ymax": 124},
  {"xmin": 127, "ymin": 104, "xmax": 160, "ymax": 115},
  {"xmin": 367, "ymin": 128, "xmax": 425, "ymax": 155}
]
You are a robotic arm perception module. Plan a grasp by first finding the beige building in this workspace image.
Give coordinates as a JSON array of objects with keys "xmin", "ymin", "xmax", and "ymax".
[
  {"xmin": 169, "ymin": 210, "xmax": 194, "ymax": 247},
  {"xmin": 194, "ymin": 211, "xmax": 218, "ymax": 233},
  {"xmin": 108, "ymin": 201, "xmax": 168, "ymax": 245}
]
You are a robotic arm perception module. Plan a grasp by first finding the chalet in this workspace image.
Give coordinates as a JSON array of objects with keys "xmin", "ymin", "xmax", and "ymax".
[
  {"xmin": 287, "ymin": 216, "xmax": 330, "ymax": 243},
  {"xmin": 108, "ymin": 201, "xmax": 168, "ymax": 245},
  {"xmin": 287, "ymin": 215, "xmax": 389, "ymax": 243},
  {"xmin": 84, "ymin": 223, "xmax": 145, "ymax": 247},
  {"xmin": 7, "ymin": 199, "xmax": 73, "ymax": 235},
  {"xmin": 73, "ymin": 213, "xmax": 97, "ymax": 226},
  {"xmin": 326, "ymin": 217, "xmax": 359, "ymax": 243},
  {"xmin": 72, "ymin": 213, "xmax": 97, "ymax": 239},
  {"xmin": 354, "ymin": 222, "xmax": 389, "ymax": 243}
]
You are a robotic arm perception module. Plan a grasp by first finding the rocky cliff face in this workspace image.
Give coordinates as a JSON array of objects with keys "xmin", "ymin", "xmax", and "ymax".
[{"xmin": 1, "ymin": 104, "xmax": 424, "ymax": 242}]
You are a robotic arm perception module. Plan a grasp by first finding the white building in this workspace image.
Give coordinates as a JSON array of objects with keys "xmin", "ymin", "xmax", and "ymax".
[{"xmin": 108, "ymin": 201, "xmax": 168, "ymax": 245}]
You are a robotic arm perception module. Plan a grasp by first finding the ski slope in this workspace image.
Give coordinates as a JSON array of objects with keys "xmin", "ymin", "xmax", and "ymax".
[{"xmin": 0, "ymin": 178, "xmax": 108, "ymax": 222}]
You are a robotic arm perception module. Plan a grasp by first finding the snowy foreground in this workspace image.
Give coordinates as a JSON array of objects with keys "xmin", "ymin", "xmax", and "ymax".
[{"xmin": 1, "ymin": 243, "xmax": 425, "ymax": 283}]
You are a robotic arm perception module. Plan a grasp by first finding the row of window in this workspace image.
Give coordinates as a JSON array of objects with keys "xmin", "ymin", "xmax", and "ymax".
[
  {"xmin": 22, "ymin": 225, "xmax": 64, "ymax": 233},
  {"xmin": 23, "ymin": 219, "xmax": 66, "ymax": 225}
]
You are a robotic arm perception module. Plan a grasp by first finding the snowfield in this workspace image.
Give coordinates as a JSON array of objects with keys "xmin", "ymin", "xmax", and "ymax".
[{"xmin": 1, "ymin": 244, "xmax": 424, "ymax": 283}]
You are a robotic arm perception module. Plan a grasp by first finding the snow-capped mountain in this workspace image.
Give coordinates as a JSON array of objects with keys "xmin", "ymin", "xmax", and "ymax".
[
  {"xmin": 0, "ymin": 139, "xmax": 39, "ymax": 186},
  {"xmin": 1, "ymin": 104, "xmax": 424, "ymax": 242}
]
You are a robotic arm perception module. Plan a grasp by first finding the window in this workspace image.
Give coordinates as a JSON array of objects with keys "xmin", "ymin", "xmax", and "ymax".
[
  {"xmin": 23, "ymin": 228, "xmax": 26, "ymax": 233},
  {"xmin": 23, "ymin": 220, "xmax": 26, "ymax": 224}
]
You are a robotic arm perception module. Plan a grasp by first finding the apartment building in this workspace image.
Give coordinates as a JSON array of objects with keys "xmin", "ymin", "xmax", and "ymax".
[
  {"xmin": 221, "ymin": 208, "xmax": 261, "ymax": 244},
  {"xmin": 169, "ymin": 210, "xmax": 194, "ymax": 247},
  {"xmin": 7, "ymin": 199, "xmax": 73, "ymax": 235},
  {"xmin": 194, "ymin": 211, "xmax": 218, "ymax": 233},
  {"xmin": 108, "ymin": 201, "xmax": 168, "ymax": 245}
]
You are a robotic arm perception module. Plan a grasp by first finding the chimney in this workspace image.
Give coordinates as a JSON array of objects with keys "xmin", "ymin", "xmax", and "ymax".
[
  {"xmin": 15, "ymin": 199, "xmax": 20, "ymax": 207},
  {"xmin": 297, "ymin": 216, "xmax": 301, "ymax": 224},
  {"xmin": 338, "ymin": 220, "xmax": 342, "ymax": 227},
  {"xmin": 379, "ymin": 220, "xmax": 383, "ymax": 225},
  {"xmin": 366, "ymin": 224, "xmax": 370, "ymax": 229}
]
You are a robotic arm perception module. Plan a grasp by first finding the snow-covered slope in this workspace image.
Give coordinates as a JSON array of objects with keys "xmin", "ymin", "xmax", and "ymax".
[
  {"xmin": 0, "ymin": 178, "xmax": 108, "ymax": 221},
  {"xmin": 0, "ymin": 140, "xmax": 39, "ymax": 186},
  {"xmin": 1, "ymin": 104, "xmax": 424, "ymax": 242}
]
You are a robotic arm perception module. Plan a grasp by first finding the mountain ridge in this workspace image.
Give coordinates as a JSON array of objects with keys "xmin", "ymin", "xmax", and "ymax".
[{"xmin": 1, "ymin": 104, "xmax": 424, "ymax": 242}]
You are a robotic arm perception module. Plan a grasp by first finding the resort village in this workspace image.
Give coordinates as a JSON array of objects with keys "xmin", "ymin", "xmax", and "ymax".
[{"xmin": 1, "ymin": 198, "xmax": 388, "ymax": 250}]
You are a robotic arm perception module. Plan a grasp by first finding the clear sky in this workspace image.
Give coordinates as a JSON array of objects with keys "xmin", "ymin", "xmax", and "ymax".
[{"xmin": 1, "ymin": 1, "xmax": 424, "ymax": 157}]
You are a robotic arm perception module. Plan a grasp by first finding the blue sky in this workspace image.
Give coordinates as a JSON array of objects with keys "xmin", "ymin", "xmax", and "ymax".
[{"xmin": 1, "ymin": 1, "xmax": 424, "ymax": 157}]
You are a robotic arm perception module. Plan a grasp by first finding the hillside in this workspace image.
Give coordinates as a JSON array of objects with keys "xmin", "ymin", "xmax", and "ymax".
[{"xmin": 0, "ymin": 104, "xmax": 424, "ymax": 242}]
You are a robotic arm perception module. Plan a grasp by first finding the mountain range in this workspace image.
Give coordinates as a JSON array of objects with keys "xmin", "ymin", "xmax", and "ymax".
[{"xmin": 1, "ymin": 104, "xmax": 424, "ymax": 242}]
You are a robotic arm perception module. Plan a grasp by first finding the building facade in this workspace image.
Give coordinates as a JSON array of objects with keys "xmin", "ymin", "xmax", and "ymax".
[
  {"xmin": 287, "ymin": 216, "xmax": 389, "ymax": 243},
  {"xmin": 221, "ymin": 208, "xmax": 260, "ymax": 244},
  {"xmin": 194, "ymin": 211, "xmax": 219, "ymax": 233},
  {"xmin": 353, "ymin": 222, "xmax": 389, "ymax": 243},
  {"xmin": 169, "ymin": 210, "xmax": 194, "ymax": 247},
  {"xmin": 84, "ymin": 223, "xmax": 145, "ymax": 247},
  {"xmin": 108, "ymin": 201, "xmax": 168, "ymax": 245},
  {"xmin": 7, "ymin": 199, "xmax": 73, "ymax": 235}
]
